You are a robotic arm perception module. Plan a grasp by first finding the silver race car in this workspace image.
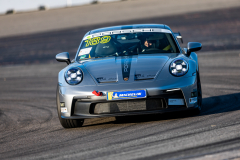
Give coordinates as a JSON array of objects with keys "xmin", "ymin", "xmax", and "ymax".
[{"xmin": 56, "ymin": 24, "xmax": 202, "ymax": 128}]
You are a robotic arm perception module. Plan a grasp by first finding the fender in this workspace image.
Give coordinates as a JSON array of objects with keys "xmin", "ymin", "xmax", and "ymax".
[{"xmin": 190, "ymin": 52, "xmax": 199, "ymax": 71}]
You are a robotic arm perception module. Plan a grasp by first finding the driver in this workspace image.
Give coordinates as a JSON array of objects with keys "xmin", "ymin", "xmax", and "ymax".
[
  {"xmin": 144, "ymin": 40, "xmax": 152, "ymax": 48},
  {"xmin": 142, "ymin": 39, "xmax": 154, "ymax": 52}
]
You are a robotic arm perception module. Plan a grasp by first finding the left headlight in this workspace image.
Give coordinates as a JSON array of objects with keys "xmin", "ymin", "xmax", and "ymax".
[
  {"xmin": 169, "ymin": 59, "xmax": 188, "ymax": 76},
  {"xmin": 65, "ymin": 67, "xmax": 83, "ymax": 85}
]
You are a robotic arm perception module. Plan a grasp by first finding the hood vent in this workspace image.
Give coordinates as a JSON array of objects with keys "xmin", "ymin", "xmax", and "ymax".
[
  {"xmin": 134, "ymin": 73, "xmax": 156, "ymax": 81},
  {"xmin": 96, "ymin": 76, "xmax": 118, "ymax": 83},
  {"xmin": 82, "ymin": 54, "xmax": 170, "ymax": 85}
]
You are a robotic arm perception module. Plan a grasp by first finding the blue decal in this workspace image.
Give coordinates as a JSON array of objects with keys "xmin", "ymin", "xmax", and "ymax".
[{"xmin": 107, "ymin": 90, "xmax": 146, "ymax": 100}]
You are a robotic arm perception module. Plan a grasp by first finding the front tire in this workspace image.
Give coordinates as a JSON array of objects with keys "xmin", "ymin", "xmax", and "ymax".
[{"xmin": 56, "ymin": 85, "xmax": 84, "ymax": 128}]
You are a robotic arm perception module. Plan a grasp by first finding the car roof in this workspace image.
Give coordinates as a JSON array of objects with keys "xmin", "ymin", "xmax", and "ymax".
[{"xmin": 89, "ymin": 24, "xmax": 171, "ymax": 34}]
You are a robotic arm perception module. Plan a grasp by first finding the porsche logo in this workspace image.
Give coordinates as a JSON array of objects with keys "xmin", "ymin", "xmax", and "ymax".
[{"xmin": 124, "ymin": 77, "xmax": 129, "ymax": 81}]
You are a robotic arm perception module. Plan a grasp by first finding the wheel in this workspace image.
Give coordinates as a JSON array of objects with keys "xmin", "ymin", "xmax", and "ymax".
[
  {"xmin": 115, "ymin": 116, "xmax": 126, "ymax": 123},
  {"xmin": 56, "ymin": 85, "xmax": 84, "ymax": 128},
  {"xmin": 191, "ymin": 69, "xmax": 202, "ymax": 115}
]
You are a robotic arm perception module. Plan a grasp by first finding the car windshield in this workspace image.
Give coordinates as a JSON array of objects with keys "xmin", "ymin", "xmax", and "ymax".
[{"xmin": 77, "ymin": 31, "xmax": 180, "ymax": 60}]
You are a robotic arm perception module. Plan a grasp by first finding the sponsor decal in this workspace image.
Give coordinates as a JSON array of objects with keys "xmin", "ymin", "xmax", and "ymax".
[
  {"xmin": 147, "ymin": 74, "xmax": 155, "ymax": 78},
  {"xmin": 108, "ymin": 77, "xmax": 117, "ymax": 81},
  {"xmin": 80, "ymin": 55, "xmax": 87, "ymax": 59},
  {"xmin": 107, "ymin": 90, "xmax": 146, "ymax": 100},
  {"xmin": 121, "ymin": 56, "xmax": 132, "ymax": 81},
  {"xmin": 135, "ymin": 74, "xmax": 140, "ymax": 78},
  {"xmin": 61, "ymin": 107, "xmax": 67, "ymax": 113},
  {"xmin": 83, "ymin": 28, "xmax": 172, "ymax": 40},
  {"xmin": 168, "ymin": 99, "xmax": 185, "ymax": 105},
  {"xmin": 135, "ymin": 74, "xmax": 144, "ymax": 78},
  {"xmin": 79, "ymin": 47, "xmax": 92, "ymax": 56},
  {"xmin": 189, "ymin": 97, "xmax": 197, "ymax": 104},
  {"xmin": 135, "ymin": 74, "xmax": 145, "ymax": 79},
  {"xmin": 135, "ymin": 74, "xmax": 155, "ymax": 79},
  {"xmin": 86, "ymin": 35, "xmax": 92, "ymax": 39},
  {"xmin": 97, "ymin": 77, "xmax": 106, "ymax": 82}
]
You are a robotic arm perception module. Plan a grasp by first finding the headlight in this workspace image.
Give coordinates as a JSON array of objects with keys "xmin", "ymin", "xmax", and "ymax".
[
  {"xmin": 65, "ymin": 68, "xmax": 83, "ymax": 85},
  {"xmin": 169, "ymin": 59, "xmax": 188, "ymax": 76}
]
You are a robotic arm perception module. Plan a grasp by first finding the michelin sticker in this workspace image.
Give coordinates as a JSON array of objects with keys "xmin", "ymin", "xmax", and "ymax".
[
  {"xmin": 107, "ymin": 90, "xmax": 146, "ymax": 100},
  {"xmin": 79, "ymin": 47, "xmax": 92, "ymax": 56}
]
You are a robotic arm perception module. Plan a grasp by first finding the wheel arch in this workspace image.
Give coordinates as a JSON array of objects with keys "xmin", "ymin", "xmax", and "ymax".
[{"xmin": 190, "ymin": 52, "xmax": 199, "ymax": 72}]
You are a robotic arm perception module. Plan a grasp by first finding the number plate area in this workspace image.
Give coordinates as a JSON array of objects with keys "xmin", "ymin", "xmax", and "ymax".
[{"xmin": 107, "ymin": 90, "xmax": 146, "ymax": 101}]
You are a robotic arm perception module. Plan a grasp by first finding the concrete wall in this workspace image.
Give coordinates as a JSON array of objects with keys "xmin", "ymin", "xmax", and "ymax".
[{"xmin": 0, "ymin": 0, "xmax": 120, "ymax": 14}]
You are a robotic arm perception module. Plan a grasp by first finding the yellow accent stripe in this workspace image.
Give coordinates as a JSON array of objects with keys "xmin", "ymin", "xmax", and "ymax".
[
  {"xmin": 108, "ymin": 92, "xmax": 113, "ymax": 100},
  {"xmin": 89, "ymin": 54, "xmax": 91, "ymax": 58},
  {"xmin": 163, "ymin": 45, "xmax": 171, "ymax": 51}
]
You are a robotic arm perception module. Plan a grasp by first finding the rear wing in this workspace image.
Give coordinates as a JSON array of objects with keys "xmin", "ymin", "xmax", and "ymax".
[{"xmin": 174, "ymin": 32, "xmax": 183, "ymax": 43}]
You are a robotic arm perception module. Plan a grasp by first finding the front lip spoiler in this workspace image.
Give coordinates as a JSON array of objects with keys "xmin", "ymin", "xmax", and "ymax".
[
  {"xmin": 73, "ymin": 89, "xmax": 181, "ymax": 102},
  {"xmin": 61, "ymin": 106, "xmax": 198, "ymax": 119}
]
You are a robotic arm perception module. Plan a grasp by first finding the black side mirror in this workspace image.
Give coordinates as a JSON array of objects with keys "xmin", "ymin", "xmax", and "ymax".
[
  {"xmin": 187, "ymin": 42, "xmax": 202, "ymax": 56},
  {"xmin": 56, "ymin": 52, "xmax": 71, "ymax": 65}
]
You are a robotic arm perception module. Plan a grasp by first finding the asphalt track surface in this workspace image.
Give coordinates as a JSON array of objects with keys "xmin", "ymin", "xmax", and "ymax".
[
  {"xmin": 1, "ymin": 6, "xmax": 240, "ymax": 160},
  {"xmin": 1, "ymin": 0, "xmax": 240, "ymax": 38}
]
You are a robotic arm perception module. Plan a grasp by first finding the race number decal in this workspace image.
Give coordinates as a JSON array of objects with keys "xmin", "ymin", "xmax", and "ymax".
[
  {"xmin": 85, "ymin": 36, "xmax": 111, "ymax": 47},
  {"xmin": 100, "ymin": 36, "xmax": 111, "ymax": 44},
  {"xmin": 91, "ymin": 37, "xmax": 100, "ymax": 45},
  {"xmin": 85, "ymin": 38, "xmax": 99, "ymax": 47}
]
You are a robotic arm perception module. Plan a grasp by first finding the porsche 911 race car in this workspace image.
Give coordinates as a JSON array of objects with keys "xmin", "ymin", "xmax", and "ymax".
[{"xmin": 56, "ymin": 24, "xmax": 202, "ymax": 128}]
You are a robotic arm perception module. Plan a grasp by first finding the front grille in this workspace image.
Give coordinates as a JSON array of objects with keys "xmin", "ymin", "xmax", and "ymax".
[
  {"xmin": 91, "ymin": 99, "xmax": 166, "ymax": 114},
  {"xmin": 73, "ymin": 90, "xmax": 187, "ymax": 116}
]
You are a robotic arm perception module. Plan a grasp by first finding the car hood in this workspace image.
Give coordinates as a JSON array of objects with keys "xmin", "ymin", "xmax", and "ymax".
[{"xmin": 80, "ymin": 54, "xmax": 177, "ymax": 84}]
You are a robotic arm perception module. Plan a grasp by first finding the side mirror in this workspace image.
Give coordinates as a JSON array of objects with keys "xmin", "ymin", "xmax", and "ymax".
[
  {"xmin": 187, "ymin": 42, "xmax": 202, "ymax": 56},
  {"xmin": 56, "ymin": 52, "xmax": 71, "ymax": 65}
]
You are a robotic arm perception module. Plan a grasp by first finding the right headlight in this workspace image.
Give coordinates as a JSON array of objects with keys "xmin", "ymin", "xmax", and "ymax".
[
  {"xmin": 65, "ymin": 67, "xmax": 83, "ymax": 85},
  {"xmin": 169, "ymin": 59, "xmax": 188, "ymax": 76}
]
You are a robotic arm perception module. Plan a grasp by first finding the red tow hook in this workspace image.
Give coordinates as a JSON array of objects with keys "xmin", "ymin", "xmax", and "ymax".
[{"xmin": 92, "ymin": 90, "xmax": 103, "ymax": 96}]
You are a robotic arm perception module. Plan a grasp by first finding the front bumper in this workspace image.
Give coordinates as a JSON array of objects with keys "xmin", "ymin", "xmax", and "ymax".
[{"xmin": 58, "ymin": 76, "xmax": 198, "ymax": 119}]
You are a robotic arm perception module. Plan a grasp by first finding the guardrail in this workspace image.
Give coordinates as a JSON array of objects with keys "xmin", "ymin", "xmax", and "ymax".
[{"xmin": 1, "ymin": 0, "xmax": 124, "ymax": 15}]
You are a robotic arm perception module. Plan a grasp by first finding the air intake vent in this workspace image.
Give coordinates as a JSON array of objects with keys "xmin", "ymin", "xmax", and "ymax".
[{"xmin": 92, "ymin": 99, "xmax": 166, "ymax": 114}]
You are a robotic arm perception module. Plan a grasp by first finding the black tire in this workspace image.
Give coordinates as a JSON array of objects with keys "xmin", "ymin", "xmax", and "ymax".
[
  {"xmin": 115, "ymin": 116, "xmax": 127, "ymax": 123},
  {"xmin": 191, "ymin": 69, "xmax": 202, "ymax": 115},
  {"xmin": 56, "ymin": 86, "xmax": 84, "ymax": 128}
]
